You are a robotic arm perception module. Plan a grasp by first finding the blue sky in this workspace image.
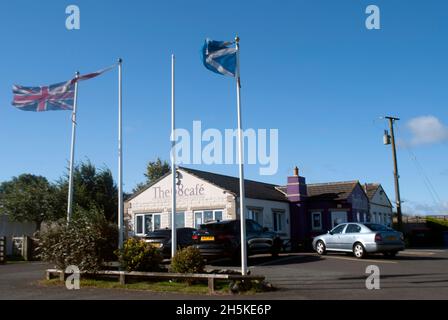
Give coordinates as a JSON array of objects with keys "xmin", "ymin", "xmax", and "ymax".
[{"xmin": 0, "ymin": 0, "xmax": 447, "ymax": 215}]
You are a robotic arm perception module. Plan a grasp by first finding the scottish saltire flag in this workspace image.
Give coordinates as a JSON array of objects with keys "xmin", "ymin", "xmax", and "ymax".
[
  {"xmin": 12, "ymin": 81, "xmax": 75, "ymax": 112},
  {"xmin": 12, "ymin": 64, "xmax": 116, "ymax": 112},
  {"xmin": 202, "ymin": 39, "xmax": 237, "ymax": 77}
]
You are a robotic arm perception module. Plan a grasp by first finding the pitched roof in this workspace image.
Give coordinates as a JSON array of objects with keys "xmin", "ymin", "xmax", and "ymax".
[
  {"xmin": 179, "ymin": 167, "xmax": 289, "ymax": 202},
  {"xmin": 306, "ymin": 181, "xmax": 359, "ymax": 201},
  {"xmin": 363, "ymin": 183, "xmax": 380, "ymax": 200}
]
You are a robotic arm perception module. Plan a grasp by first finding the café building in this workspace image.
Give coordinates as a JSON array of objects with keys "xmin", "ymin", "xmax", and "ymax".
[{"xmin": 125, "ymin": 166, "xmax": 392, "ymax": 248}]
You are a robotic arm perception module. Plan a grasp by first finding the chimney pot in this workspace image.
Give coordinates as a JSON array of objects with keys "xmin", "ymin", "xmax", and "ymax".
[{"xmin": 293, "ymin": 166, "xmax": 299, "ymax": 177}]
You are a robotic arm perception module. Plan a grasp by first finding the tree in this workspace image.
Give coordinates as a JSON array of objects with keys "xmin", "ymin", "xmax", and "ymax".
[
  {"xmin": 145, "ymin": 158, "xmax": 170, "ymax": 182},
  {"xmin": 132, "ymin": 158, "xmax": 170, "ymax": 193},
  {"xmin": 0, "ymin": 174, "xmax": 61, "ymax": 231},
  {"xmin": 57, "ymin": 160, "xmax": 118, "ymax": 222}
]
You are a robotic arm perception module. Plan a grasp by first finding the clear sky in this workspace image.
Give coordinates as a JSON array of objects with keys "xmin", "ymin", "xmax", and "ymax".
[{"xmin": 0, "ymin": 0, "xmax": 447, "ymax": 215}]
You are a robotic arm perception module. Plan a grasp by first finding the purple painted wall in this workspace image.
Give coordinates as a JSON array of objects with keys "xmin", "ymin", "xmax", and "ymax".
[{"xmin": 286, "ymin": 175, "xmax": 370, "ymax": 249}]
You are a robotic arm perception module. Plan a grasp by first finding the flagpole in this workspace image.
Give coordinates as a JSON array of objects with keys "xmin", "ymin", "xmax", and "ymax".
[
  {"xmin": 235, "ymin": 36, "xmax": 248, "ymax": 276},
  {"xmin": 67, "ymin": 71, "xmax": 80, "ymax": 224},
  {"xmin": 171, "ymin": 54, "xmax": 177, "ymax": 258},
  {"xmin": 118, "ymin": 58, "xmax": 124, "ymax": 250}
]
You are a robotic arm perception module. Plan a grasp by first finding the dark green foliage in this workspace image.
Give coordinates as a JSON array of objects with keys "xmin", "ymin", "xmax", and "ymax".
[
  {"xmin": 57, "ymin": 160, "xmax": 118, "ymax": 222},
  {"xmin": 170, "ymin": 246, "xmax": 205, "ymax": 274},
  {"xmin": 0, "ymin": 174, "xmax": 62, "ymax": 230},
  {"xmin": 38, "ymin": 208, "xmax": 118, "ymax": 272},
  {"xmin": 115, "ymin": 238, "xmax": 163, "ymax": 272}
]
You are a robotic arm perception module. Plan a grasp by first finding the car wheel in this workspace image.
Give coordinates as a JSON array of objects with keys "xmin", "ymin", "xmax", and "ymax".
[
  {"xmin": 316, "ymin": 240, "xmax": 326, "ymax": 255},
  {"xmin": 353, "ymin": 243, "xmax": 366, "ymax": 259}
]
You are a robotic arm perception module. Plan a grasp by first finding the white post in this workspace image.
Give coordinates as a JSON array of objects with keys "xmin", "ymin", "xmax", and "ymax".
[
  {"xmin": 67, "ymin": 71, "xmax": 80, "ymax": 224},
  {"xmin": 235, "ymin": 36, "xmax": 248, "ymax": 275},
  {"xmin": 118, "ymin": 58, "xmax": 124, "ymax": 250},
  {"xmin": 171, "ymin": 54, "xmax": 177, "ymax": 258}
]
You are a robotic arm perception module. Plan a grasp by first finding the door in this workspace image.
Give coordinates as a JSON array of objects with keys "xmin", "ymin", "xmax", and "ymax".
[
  {"xmin": 326, "ymin": 224, "xmax": 346, "ymax": 250},
  {"xmin": 341, "ymin": 223, "xmax": 362, "ymax": 250}
]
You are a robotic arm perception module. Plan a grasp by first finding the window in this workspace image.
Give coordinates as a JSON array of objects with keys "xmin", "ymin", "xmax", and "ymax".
[
  {"xmin": 176, "ymin": 212, "xmax": 185, "ymax": 229},
  {"xmin": 154, "ymin": 215, "xmax": 161, "ymax": 230},
  {"xmin": 204, "ymin": 211, "xmax": 214, "ymax": 223},
  {"xmin": 273, "ymin": 211, "xmax": 286, "ymax": 232},
  {"xmin": 144, "ymin": 215, "xmax": 153, "ymax": 234},
  {"xmin": 194, "ymin": 210, "xmax": 224, "ymax": 228},
  {"xmin": 247, "ymin": 208, "xmax": 263, "ymax": 225},
  {"xmin": 135, "ymin": 213, "xmax": 161, "ymax": 236},
  {"xmin": 331, "ymin": 224, "xmax": 346, "ymax": 234},
  {"xmin": 136, "ymin": 215, "xmax": 143, "ymax": 235},
  {"xmin": 345, "ymin": 224, "xmax": 361, "ymax": 233},
  {"xmin": 311, "ymin": 212, "xmax": 322, "ymax": 231},
  {"xmin": 195, "ymin": 212, "xmax": 202, "ymax": 229},
  {"xmin": 215, "ymin": 211, "xmax": 223, "ymax": 222}
]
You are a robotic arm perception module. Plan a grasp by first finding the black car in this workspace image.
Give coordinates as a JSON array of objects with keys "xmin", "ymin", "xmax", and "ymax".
[
  {"xmin": 192, "ymin": 219, "xmax": 282, "ymax": 260},
  {"xmin": 143, "ymin": 228, "xmax": 196, "ymax": 258}
]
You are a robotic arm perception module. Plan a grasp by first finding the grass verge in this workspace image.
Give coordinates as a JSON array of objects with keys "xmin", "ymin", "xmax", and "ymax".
[{"xmin": 39, "ymin": 278, "xmax": 233, "ymax": 295}]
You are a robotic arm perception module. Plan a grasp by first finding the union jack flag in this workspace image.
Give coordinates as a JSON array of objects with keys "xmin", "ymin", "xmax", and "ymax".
[
  {"xmin": 11, "ymin": 64, "xmax": 116, "ymax": 112},
  {"xmin": 12, "ymin": 81, "xmax": 75, "ymax": 112}
]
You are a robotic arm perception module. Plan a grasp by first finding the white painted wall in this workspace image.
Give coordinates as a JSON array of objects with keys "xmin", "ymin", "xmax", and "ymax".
[
  {"xmin": 369, "ymin": 186, "xmax": 393, "ymax": 226},
  {"xmin": 244, "ymin": 198, "xmax": 290, "ymax": 239},
  {"xmin": 126, "ymin": 169, "xmax": 234, "ymax": 234},
  {"xmin": 126, "ymin": 169, "xmax": 291, "ymax": 239}
]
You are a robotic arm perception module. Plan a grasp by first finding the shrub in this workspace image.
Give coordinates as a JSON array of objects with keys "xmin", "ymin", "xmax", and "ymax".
[
  {"xmin": 170, "ymin": 246, "xmax": 205, "ymax": 274},
  {"xmin": 116, "ymin": 238, "xmax": 163, "ymax": 272},
  {"xmin": 38, "ymin": 208, "xmax": 118, "ymax": 272}
]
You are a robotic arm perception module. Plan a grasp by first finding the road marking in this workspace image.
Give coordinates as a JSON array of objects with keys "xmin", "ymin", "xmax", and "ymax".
[{"xmin": 323, "ymin": 255, "xmax": 398, "ymax": 264}]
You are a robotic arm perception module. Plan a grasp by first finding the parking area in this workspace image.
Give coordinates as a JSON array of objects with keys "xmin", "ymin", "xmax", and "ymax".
[
  {"xmin": 246, "ymin": 249, "xmax": 448, "ymax": 299},
  {"xmin": 1, "ymin": 249, "xmax": 447, "ymax": 299}
]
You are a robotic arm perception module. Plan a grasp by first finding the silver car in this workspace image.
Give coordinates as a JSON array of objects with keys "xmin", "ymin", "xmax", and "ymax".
[{"xmin": 312, "ymin": 223, "xmax": 405, "ymax": 258}]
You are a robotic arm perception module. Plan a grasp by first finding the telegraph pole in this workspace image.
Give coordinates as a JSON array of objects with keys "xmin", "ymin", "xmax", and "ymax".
[{"xmin": 384, "ymin": 116, "xmax": 403, "ymax": 230}]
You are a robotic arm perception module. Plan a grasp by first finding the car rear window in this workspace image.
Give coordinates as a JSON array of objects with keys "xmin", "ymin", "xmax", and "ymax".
[
  {"xmin": 364, "ymin": 224, "xmax": 392, "ymax": 231},
  {"xmin": 200, "ymin": 222, "xmax": 236, "ymax": 234}
]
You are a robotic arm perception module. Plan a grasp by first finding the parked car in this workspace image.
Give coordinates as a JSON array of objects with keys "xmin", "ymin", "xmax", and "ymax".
[
  {"xmin": 143, "ymin": 228, "xmax": 196, "ymax": 258},
  {"xmin": 312, "ymin": 223, "xmax": 405, "ymax": 258},
  {"xmin": 192, "ymin": 219, "xmax": 283, "ymax": 260}
]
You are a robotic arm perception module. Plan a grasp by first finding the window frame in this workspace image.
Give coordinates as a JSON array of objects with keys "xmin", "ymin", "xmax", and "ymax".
[
  {"xmin": 247, "ymin": 207, "xmax": 264, "ymax": 225},
  {"xmin": 273, "ymin": 210, "xmax": 286, "ymax": 233},
  {"xmin": 194, "ymin": 209, "xmax": 224, "ymax": 229},
  {"xmin": 345, "ymin": 223, "xmax": 361, "ymax": 234},
  {"xmin": 134, "ymin": 213, "xmax": 162, "ymax": 236},
  {"xmin": 311, "ymin": 212, "xmax": 322, "ymax": 231}
]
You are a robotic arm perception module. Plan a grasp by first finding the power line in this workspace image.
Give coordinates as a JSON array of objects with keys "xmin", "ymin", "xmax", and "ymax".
[{"xmin": 395, "ymin": 122, "xmax": 444, "ymax": 213}]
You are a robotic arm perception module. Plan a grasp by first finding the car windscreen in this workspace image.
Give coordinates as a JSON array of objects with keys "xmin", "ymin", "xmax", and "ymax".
[{"xmin": 364, "ymin": 224, "xmax": 392, "ymax": 232}]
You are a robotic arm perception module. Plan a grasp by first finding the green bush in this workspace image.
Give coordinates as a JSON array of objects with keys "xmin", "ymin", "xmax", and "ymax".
[
  {"xmin": 38, "ymin": 208, "xmax": 118, "ymax": 272},
  {"xmin": 116, "ymin": 238, "xmax": 163, "ymax": 272},
  {"xmin": 170, "ymin": 246, "xmax": 205, "ymax": 274}
]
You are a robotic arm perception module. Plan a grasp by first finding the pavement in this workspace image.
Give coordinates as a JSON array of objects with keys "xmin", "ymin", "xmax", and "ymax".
[{"xmin": 1, "ymin": 248, "xmax": 447, "ymax": 300}]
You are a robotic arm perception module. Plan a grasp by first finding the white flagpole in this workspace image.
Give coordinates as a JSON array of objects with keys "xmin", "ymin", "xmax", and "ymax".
[
  {"xmin": 67, "ymin": 71, "xmax": 80, "ymax": 224},
  {"xmin": 171, "ymin": 54, "xmax": 177, "ymax": 258},
  {"xmin": 235, "ymin": 36, "xmax": 248, "ymax": 275},
  {"xmin": 118, "ymin": 58, "xmax": 124, "ymax": 250}
]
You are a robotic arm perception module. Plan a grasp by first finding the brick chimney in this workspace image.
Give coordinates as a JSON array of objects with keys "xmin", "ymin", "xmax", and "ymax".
[{"xmin": 286, "ymin": 166, "xmax": 307, "ymax": 202}]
